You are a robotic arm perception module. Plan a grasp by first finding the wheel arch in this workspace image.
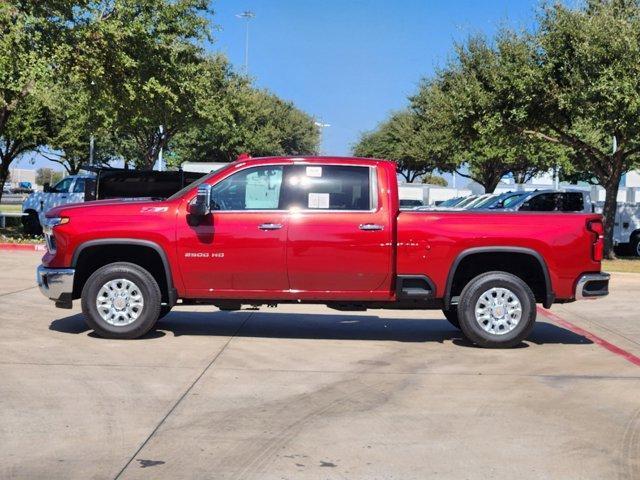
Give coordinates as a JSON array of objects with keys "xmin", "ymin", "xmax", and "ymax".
[
  {"xmin": 71, "ymin": 239, "xmax": 177, "ymax": 305},
  {"xmin": 444, "ymin": 247, "xmax": 553, "ymax": 309}
]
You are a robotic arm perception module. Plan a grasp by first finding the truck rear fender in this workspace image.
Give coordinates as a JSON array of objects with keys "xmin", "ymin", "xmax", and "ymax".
[{"xmin": 444, "ymin": 247, "xmax": 553, "ymax": 309}]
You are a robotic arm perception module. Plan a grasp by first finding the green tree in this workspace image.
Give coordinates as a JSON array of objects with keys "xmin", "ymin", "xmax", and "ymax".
[
  {"xmin": 0, "ymin": 2, "xmax": 62, "ymax": 202},
  {"xmin": 39, "ymin": 75, "xmax": 120, "ymax": 174},
  {"xmin": 353, "ymin": 109, "xmax": 453, "ymax": 183},
  {"xmin": 411, "ymin": 39, "xmax": 567, "ymax": 193},
  {"xmin": 69, "ymin": 0, "xmax": 214, "ymax": 169},
  {"xmin": 483, "ymin": 2, "xmax": 640, "ymax": 257},
  {"xmin": 172, "ymin": 82, "xmax": 319, "ymax": 164},
  {"xmin": 35, "ymin": 168, "xmax": 63, "ymax": 186},
  {"xmin": 421, "ymin": 174, "xmax": 448, "ymax": 186}
]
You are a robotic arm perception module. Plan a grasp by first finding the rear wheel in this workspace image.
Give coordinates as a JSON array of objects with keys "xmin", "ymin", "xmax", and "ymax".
[
  {"xmin": 457, "ymin": 271, "xmax": 536, "ymax": 348},
  {"xmin": 81, "ymin": 262, "xmax": 161, "ymax": 339},
  {"xmin": 442, "ymin": 307, "xmax": 460, "ymax": 329}
]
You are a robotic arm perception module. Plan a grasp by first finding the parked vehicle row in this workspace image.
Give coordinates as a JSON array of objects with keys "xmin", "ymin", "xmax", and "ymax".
[{"xmin": 425, "ymin": 189, "xmax": 593, "ymax": 213}]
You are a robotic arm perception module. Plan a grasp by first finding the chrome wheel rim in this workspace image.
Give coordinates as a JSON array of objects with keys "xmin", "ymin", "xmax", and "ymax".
[
  {"xmin": 96, "ymin": 278, "xmax": 144, "ymax": 326},
  {"xmin": 636, "ymin": 241, "xmax": 640, "ymax": 257},
  {"xmin": 475, "ymin": 287, "xmax": 522, "ymax": 335}
]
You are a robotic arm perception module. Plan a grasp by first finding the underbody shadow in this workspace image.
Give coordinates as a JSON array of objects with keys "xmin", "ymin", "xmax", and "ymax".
[{"xmin": 49, "ymin": 310, "xmax": 593, "ymax": 346}]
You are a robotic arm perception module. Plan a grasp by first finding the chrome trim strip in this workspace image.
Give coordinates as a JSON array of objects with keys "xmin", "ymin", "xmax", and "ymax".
[
  {"xmin": 37, "ymin": 265, "xmax": 75, "ymax": 302},
  {"xmin": 575, "ymin": 272, "xmax": 610, "ymax": 300}
]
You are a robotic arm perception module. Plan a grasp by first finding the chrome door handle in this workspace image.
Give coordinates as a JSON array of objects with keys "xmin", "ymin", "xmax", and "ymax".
[
  {"xmin": 258, "ymin": 223, "xmax": 283, "ymax": 230},
  {"xmin": 359, "ymin": 223, "xmax": 384, "ymax": 231}
]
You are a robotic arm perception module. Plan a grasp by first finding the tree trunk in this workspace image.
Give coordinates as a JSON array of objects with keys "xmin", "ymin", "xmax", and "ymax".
[
  {"xmin": 0, "ymin": 164, "xmax": 10, "ymax": 205},
  {"xmin": 480, "ymin": 173, "xmax": 502, "ymax": 193},
  {"xmin": 602, "ymin": 176, "xmax": 622, "ymax": 260}
]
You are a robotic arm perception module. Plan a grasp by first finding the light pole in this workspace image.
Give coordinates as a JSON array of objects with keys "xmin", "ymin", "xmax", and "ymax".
[
  {"xmin": 314, "ymin": 120, "xmax": 331, "ymax": 155},
  {"xmin": 236, "ymin": 10, "xmax": 256, "ymax": 74}
]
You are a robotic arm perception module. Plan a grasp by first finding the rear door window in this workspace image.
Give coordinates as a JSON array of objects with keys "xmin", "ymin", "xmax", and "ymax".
[
  {"xmin": 560, "ymin": 193, "xmax": 584, "ymax": 212},
  {"xmin": 519, "ymin": 193, "xmax": 559, "ymax": 212},
  {"xmin": 283, "ymin": 165, "xmax": 373, "ymax": 211}
]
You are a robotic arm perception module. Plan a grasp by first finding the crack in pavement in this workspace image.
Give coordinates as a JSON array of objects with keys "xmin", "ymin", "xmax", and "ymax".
[
  {"xmin": 112, "ymin": 312, "xmax": 254, "ymax": 480},
  {"xmin": 0, "ymin": 286, "xmax": 37, "ymax": 297}
]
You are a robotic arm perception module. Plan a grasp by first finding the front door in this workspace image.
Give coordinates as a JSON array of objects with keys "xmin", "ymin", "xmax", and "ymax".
[
  {"xmin": 284, "ymin": 164, "xmax": 393, "ymax": 297},
  {"xmin": 176, "ymin": 165, "xmax": 289, "ymax": 298}
]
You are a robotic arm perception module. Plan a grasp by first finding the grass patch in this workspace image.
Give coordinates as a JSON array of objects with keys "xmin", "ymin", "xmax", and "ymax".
[
  {"xmin": 0, "ymin": 204, "xmax": 22, "ymax": 213},
  {"xmin": 603, "ymin": 257, "xmax": 640, "ymax": 274}
]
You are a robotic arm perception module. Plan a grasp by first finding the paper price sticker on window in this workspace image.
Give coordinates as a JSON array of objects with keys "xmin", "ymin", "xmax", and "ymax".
[
  {"xmin": 306, "ymin": 166, "xmax": 322, "ymax": 177},
  {"xmin": 308, "ymin": 192, "xmax": 330, "ymax": 209}
]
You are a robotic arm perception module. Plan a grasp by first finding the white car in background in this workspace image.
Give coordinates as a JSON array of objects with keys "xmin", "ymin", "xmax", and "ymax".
[{"xmin": 21, "ymin": 175, "xmax": 93, "ymax": 234}]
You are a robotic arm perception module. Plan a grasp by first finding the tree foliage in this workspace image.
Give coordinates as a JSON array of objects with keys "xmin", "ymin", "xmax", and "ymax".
[
  {"xmin": 411, "ymin": 37, "xmax": 569, "ymax": 193},
  {"xmin": 487, "ymin": 1, "xmax": 640, "ymax": 256},
  {"xmin": 353, "ymin": 109, "xmax": 453, "ymax": 183},
  {"xmin": 172, "ymin": 81, "xmax": 319, "ymax": 164}
]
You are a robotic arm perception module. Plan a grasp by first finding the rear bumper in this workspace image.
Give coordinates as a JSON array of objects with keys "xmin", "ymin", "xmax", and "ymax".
[
  {"xmin": 575, "ymin": 272, "xmax": 610, "ymax": 300},
  {"xmin": 37, "ymin": 265, "xmax": 75, "ymax": 308}
]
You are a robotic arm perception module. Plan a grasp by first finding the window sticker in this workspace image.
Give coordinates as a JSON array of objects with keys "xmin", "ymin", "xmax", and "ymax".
[
  {"xmin": 306, "ymin": 166, "xmax": 322, "ymax": 177},
  {"xmin": 308, "ymin": 192, "xmax": 330, "ymax": 209}
]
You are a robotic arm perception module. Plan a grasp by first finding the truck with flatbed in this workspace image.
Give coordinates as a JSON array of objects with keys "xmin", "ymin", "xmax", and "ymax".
[{"xmin": 36, "ymin": 157, "xmax": 610, "ymax": 348}]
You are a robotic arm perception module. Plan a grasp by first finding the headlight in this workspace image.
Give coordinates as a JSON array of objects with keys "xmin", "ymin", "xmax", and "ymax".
[{"xmin": 42, "ymin": 217, "xmax": 70, "ymax": 235}]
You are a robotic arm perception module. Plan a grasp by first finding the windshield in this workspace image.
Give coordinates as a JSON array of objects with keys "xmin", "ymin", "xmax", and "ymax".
[
  {"xmin": 470, "ymin": 195, "xmax": 496, "ymax": 209},
  {"xmin": 502, "ymin": 193, "xmax": 526, "ymax": 208},
  {"xmin": 167, "ymin": 163, "xmax": 235, "ymax": 201}
]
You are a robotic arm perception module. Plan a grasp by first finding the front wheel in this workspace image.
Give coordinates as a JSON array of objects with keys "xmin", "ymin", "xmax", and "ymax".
[
  {"xmin": 81, "ymin": 262, "xmax": 161, "ymax": 339},
  {"xmin": 457, "ymin": 271, "xmax": 536, "ymax": 348}
]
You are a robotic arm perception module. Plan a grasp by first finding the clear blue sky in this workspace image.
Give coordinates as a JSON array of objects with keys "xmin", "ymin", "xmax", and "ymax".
[
  {"xmin": 210, "ymin": 0, "xmax": 539, "ymax": 155},
  {"xmin": 19, "ymin": 0, "xmax": 540, "ymax": 170}
]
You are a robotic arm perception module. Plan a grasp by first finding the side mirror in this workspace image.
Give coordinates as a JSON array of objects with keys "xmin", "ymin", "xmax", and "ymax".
[
  {"xmin": 43, "ymin": 183, "xmax": 51, "ymax": 193},
  {"xmin": 188, "ymin": 184, "xmax": 212, "ymax": 216}
]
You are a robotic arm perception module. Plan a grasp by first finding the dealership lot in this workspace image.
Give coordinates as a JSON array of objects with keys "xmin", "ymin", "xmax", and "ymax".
[{"xmin": 1, "ymin": 251, "xmax": 639, "ymax": 480}]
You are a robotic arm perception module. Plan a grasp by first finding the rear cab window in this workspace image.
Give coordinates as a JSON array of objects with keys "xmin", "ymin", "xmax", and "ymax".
[{"xmin": 282, "ymin": 165, "xmax": 375, "ymax": 211}]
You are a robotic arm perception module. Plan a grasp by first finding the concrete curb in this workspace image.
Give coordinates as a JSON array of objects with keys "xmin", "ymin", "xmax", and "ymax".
[{"xmin": 0, "ymin": 242, "xmax": 46, "ymax": 252}]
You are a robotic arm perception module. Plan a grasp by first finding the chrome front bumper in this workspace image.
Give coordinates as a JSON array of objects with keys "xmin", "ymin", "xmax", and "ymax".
[
  {"xmin": 37, "ymin": 265, "xmax": 75, "ymax": 308},
  {"xmin": 575, "ymin": 272, "xmax": 610, "ymax": 300}
]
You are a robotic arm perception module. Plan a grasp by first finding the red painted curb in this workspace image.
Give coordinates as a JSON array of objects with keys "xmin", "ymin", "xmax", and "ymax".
[
  {"xmin": 537, "ymin": 306, "xmax": 640, "ymax": 367},
  {"xmin": 0, "ymin": 242, "xmax": 46, "ymax": 252}
]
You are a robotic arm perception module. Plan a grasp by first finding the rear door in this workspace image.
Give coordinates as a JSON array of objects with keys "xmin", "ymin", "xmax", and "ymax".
[{"xmin": 284, "ymin": 164, "xmax": 393, "ymax": 296}]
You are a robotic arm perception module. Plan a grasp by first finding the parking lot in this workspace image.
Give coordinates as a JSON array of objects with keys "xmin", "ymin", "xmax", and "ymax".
[{"xmin": 1, "ymin": 251, "xmax": 639, "ymax": 480}]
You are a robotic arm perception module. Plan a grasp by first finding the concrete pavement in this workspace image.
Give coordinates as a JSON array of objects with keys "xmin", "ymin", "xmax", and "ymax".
[{"xmin": 0, "ymin": 251, "xmax": 639, "ymax": 479}]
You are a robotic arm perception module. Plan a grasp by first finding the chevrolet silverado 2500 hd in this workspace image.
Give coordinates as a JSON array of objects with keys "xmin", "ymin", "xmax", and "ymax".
[{"xmin": 36, "ymin": 157, "xmax": 609, "ymax": 348}]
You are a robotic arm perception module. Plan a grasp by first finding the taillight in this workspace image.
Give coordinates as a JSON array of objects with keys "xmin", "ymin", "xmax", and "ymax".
[{"xmin": 587, "ymin": 220, "xmax": 604, "ymax": 262}]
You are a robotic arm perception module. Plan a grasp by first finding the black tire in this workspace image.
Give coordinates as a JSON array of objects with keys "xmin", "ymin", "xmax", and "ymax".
[
  {"xmin": 457, "ymin": 271, "xmax": 536, "ymax": 348},
  {"xmin": 631, "ymin": 235, "xmax": 640, "ymax": 258},
  {"xmin": 81, "ymin": 262, "xmax": 161, "ymax": 339},
  {"xmin": 22, "ymin": 210, "xmax": 43, "ymax": 236},
  {"xmin": 442, "ymin": 307, "xmax": 460, "ymax": 329}
]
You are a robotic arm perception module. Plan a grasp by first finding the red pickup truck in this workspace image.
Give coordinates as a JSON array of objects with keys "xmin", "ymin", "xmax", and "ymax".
[{"xmin": 37, "ymin": 157, "xmax": 609, "ymax": 348}]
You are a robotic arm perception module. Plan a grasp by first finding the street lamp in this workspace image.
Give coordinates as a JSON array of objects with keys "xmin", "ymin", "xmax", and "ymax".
[
  {"xmin": 314, "ymin": 120, "xmax": 331, "ymax": 155},
  {"xmin": 236, "ymin": 10, "xmax": 256, "ymax": 74}
]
